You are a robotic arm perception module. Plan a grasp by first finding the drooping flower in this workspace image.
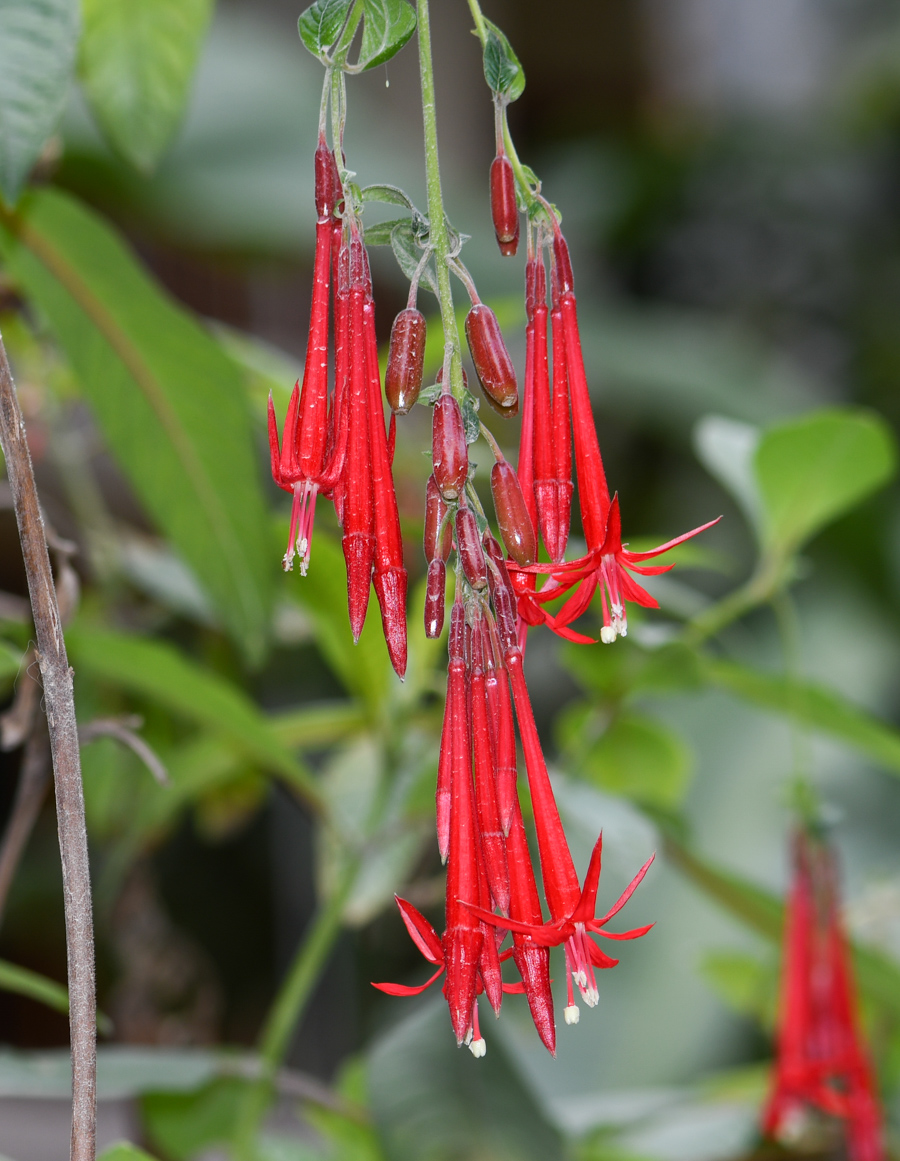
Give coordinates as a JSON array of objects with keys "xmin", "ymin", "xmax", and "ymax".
[{"xmin": 763, "ymin": 828, "xmax": 885, "ymax": 1161}]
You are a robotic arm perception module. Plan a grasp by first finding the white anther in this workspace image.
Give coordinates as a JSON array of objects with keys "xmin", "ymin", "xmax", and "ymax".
[
  {"xmin": 564, "ymin": 1005, "xmax": 580, "ymax": 1025},
  {"xmin": 600, "ymin": 625, "xmax": 616, "ymax": 644},
  {"xmin": 469, "ymin": 1037, "xmax": 486, "ymax": 1058}
]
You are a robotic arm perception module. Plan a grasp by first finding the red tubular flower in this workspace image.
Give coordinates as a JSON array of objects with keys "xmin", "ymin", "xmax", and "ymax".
[
  {"xmin": 470, "ymin": 617, "xmax": 510, "ymax": 915},
  {"xmin": 363, "ymin": 293, "xmax": 408, "ymax": 678},
  {"xmin": 550, "ymin": 279, "xmax": 572, "ymax": 563},
  {"xmin": 467, "ymin": 641, "xmax": 654, "ymax": 1017},
  {"xmin": 763, "ymin": 829, "xmax": 885, "ymax": 1161}
]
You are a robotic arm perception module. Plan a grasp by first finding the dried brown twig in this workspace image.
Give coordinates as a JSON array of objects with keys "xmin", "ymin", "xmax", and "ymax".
[{"xmin": 0, "ymin": 329, "xmax": 96, "ymax": 1161}]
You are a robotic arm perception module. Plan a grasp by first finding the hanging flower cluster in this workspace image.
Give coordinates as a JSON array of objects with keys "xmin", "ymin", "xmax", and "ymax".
[
  {"xmin": 763, "ymin": 829, "xmax": 885, "ymax": 1161},
  {"xmin": 276, "ymin": 8, "xmax": 717, "ymax": 1058}
]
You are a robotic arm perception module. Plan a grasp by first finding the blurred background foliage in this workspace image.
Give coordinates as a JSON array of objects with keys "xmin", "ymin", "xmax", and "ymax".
[{"xmin": 2, "ymin": 0, "xmax": 900, "ymax": 1158}]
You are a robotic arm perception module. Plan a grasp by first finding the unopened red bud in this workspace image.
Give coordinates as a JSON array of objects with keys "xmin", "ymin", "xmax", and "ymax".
[
  {"xmin": 424, "ymin": 559, "xmax": 447, "ymax": 638},
  {"xmin": 385, "ymin": 308, "xmax": 426, "ymax": 414},
  {"xmin": 432, "ymin": 392, "xmax": 468, "ymax": 501},
  {"xmin": 314, "ymin": 141, "xmax": 340, "ymax": 220},
  {"xmin": 455, "ymin": 507, "xmax": 487, "ymax": 591},
  {"xmin": 491, "ymin": 460, "xmax": 537, "ymax": 565},
  {"xmin": 482, "ymin": 532, "xmax": 519, "ymax": 652},
  {"xmin": 465, "ymin": 304, "xmax": 518, "ymax": 415},
  {"xmin": 490, "ymin": 155, "xmax": 519, "ymax": 256},
  {"xmin": 424, "ymin": 474, "xmax": 452, "ymax": 563}
]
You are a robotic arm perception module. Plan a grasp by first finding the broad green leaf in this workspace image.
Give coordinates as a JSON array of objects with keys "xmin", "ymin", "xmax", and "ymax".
[
  {"xmin": 273, "ymin": 702, "xmax": 367, "ymax": 749},
  {"xmin": 699, "ymin": 951, "xmax": 777, "ymax": 1030},
  {"xmin": 368, "ymin": 999, "xmax": 562, "ymax": 1161},
  {"xmin": 693, "ymin": 415, "xmax": 762, "ymax": 532},
  {"xmin": 97, "ymin": 1145, "xmax": 157, "ymax": 1161},
  {"xmin": 298, "ymin": 0, "xmax": 353, "ymax": 61},
  {"xmin": 480, "ymin": 19, "xmax": 525, "ymax": 103},
  {"xmin": 356, "ymin": 0, "xmax": 416, "ymax": 71},
  {"xmin": 66, "ymin": 625, "xmax": 320, "ymax": 806},
  {"xmin": 664, "ymin": 834, "xmax": 900, "ymax": 1023},
  {"xmin": 706, "ymin": 658, "xmax": 900, "ymax": 779},
  {"xmin": 565, "ymin": 639, "xmax": 704, "ymax": 702},
  {"xmin": 0, "ymin": 189, "xmax": 273, "ymax": 660},
  {"xmin": 0, "ymin": 0, "xmax": 79, "ymax": 204},
  {"xmin": 78, "ymin": 0, "xmax": 213, "ymax": 173},
  {"xmin": 576, "ymin": 713, "xmax": 691, "ymax": 810},
  {"xmin": 0, "ymin": 1045, "xmax": 221, "ymax": 1100},
  {"xmin": 755, "ymin": 408, "xmax": 896, "ymax": 556},
  {"xmin": 390, "ymin": 220, "xmax": 438, "ymax": 296}
]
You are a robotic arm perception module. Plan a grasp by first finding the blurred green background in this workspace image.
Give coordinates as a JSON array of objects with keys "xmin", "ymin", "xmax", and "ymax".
[{"xmin": 2, "ymin": 1, "xmax": 900, "ymax": 1158}]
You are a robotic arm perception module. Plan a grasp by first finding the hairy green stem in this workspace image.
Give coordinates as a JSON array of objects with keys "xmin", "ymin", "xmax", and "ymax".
[
  {"xmin": 417, "ymin": 0, "xmax": 466, "ymax": 399},
  {"xmin": 232, "ymin": 859, "xmax": 358, "ymax": 1158},
  {"xmin": 682, "ymin": 555, "xmax": 785, "ymax": 648}
]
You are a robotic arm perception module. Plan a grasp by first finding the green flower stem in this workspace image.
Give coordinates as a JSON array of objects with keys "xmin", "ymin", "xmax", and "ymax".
[
  {"xmin": 417, "ymin": 0, "xmax": 466, "ymax": 400},
  {"xmin": 466, "ymin": 0, "xmax": 538, "ymax": 214},
  {"xmin": 231, "ymin": 858, "xmax": 358, "ymax": 1159}
]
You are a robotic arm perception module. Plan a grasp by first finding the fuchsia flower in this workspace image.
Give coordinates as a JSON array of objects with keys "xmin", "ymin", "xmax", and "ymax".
[
  {"xmin": 763, "ymin": 829, "xmax": 884, "ymax": 1161},
  {"xmin": 512, "ymin": 226, "xmax": 720, "ymax": 645}
]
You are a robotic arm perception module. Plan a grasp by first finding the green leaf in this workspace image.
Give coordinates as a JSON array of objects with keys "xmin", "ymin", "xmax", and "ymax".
[
  {"xmin": 298, "ymin": 0, "xmax": 353, "ymax": 61},
  {"xmin": 0, "ymin": 189, "xmax": 273, "ymax": 661},
  {"xmin": 0, "ymin": 958, "xmax": 69, "ymax": 1017},
  {"xmin": 461, "ymin": 394, "xmax": 480, "ymax": 445},
  {"xmin": 97, "ymin": 1145, "xmax": 158, "ymax": 1161},
  {"xmin": 480, "ymin": 19, "xmax": 525, "ymax": 103},
  {"xmin": 389, "ymin": 221, "xmax": 438, "ymax": 296},
  {"xmin": 142, "ymin": 1076, "xmax": 244, "ymax": 1161},
  {"xmin": 368, "ymin": 999, "xmax": 562, "ymax": 1161},
  {"xmin": 360, "ymin": 184, "xmax": 415, "ymax": 210},
  {"xmin": 78, "ymin": 0, "xmax": 213, "ymax": 173},
  {"xmin": 706, "ymin": 657, "xmax": 900, "ymax": 779},
  {"xmin": 693, "ymin": 415, "xmax": 762, "ymax": 533},
  {"xmin": 564, "ymin": 639, "xmax": 705, "ymax": 701},
  {"xmin": 0, "ymin": 0, "xmax": 79, "ymax": 204},
  {"xmin": 577, "ymin": 713, "xmax": 692, "ymax": 810},
  {"xmin": 755, "ymin": 408, "xmax": 896, "ymax": 557},
  {"xmin": 66, "ymin": 625, "xmax": 321, "ymax": 806},
  {"xmin": 355, "ymin": 0, "xmax": 416, "ymax": 72},
  {"xmin": 363, "ymin": 217, "xmax": 408, "ymax": 247}
]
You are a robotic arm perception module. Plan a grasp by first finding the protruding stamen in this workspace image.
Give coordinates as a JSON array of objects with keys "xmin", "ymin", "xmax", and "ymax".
[{"xmin": 564, "ymin": 1005, "xmax": 580, "ymax": 1025}]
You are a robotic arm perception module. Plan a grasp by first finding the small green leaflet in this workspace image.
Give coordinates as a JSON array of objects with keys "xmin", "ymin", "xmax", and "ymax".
[
  {"xmin": 78, "ymin": 0, "xmax": 214, "ymax": 174},
  {"xmin": 390, "ymin": 221, "xmax": 438, "ymax": 296},
  {"xmin": 363, "ymin": 217, "xmax": 407, "ymax": 247},
  {"xmin": 361, "ymin": 183, "xmax": 415, "ymax": 210},
  {"xmin": 480, "ymin": 18, "xmax": 524, "ymax": 103},
  {"xmin": 298, "ymin": 0, "xmax": 353, "ymax": 61},
  {"xmin": 461, "ymin": 395, "xmax": 480, "ymax": 445},
  {"xmin": 355, "ymin": 0, "xmax": 416, "ymax": 72},
  {"xmin": 0, "ymin": 0, "xmax": 80, "ymax": 204}
]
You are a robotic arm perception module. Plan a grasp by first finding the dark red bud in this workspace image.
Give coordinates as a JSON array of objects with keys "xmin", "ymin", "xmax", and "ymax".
[
  {"xmin": 465, "ymin": 304, "xmax": 518, "ymax": 415},
  {"xmin": 491, "ymin": 460, "xmax": 537, "ymax": 565},
  {"xmin": 482, "ymin": 532, "xmax": 519, "ymax": 652},
  {"xmin": 424, "ymin": 474, "xmax": 452, "ymax": 563},
  {"xmin": 455, "ymin": 507, "xmax": 488, "ymax": 591},
  {"xmin": 385, "ymin": 308, "xmax": 426, "ymax": 414},
  {"xmin": 424, "ymin": 559, "xmax": 446, "ymax": 638},
  {"xmin": 432, "ymin": 392, "xmax": 468, "ymax": 501},
  {"xmin": 490, "ymin": 155, "xmax": 519, "ymax": 256}
]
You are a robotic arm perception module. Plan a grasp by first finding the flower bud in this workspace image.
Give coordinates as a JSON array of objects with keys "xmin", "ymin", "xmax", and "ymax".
[
  {"xmin": 482, "ymin": 532, "xmax": 518, "ymax": 653},
  {"xmin": 455, "ymin": 507, "xmax": 487, "ymax": 591},
  {"xmin": 432, "ymin": 392, "xmax": 468, "ymax": 501},
  {"xmin": 385, "ymin": 308, "xmax": 426, "ymax": 414},
  {"xmin": 314, "ymin": 141, "xmax": 340, "ymax": 220},
  {"xmin": 465, "ymin": 304, "xmax": 518, "ymax": 415},
  {"xmin": 424, "ymin": 474, "xmax": 452, "ymax": 563},
  {"xmin": 491, "ymin": 459, "xmax": 537, "ymax": 565},
  {"xmin": 553, "ymin": 231, "xmax": 574, "ymax": 297},
  {"xmin": 490, "ymin": 155, "xmax": 519, "ymax": 256},
  {"xmin": 424, "ymin": 559, "xmax": 446, "ymax": 638}
]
